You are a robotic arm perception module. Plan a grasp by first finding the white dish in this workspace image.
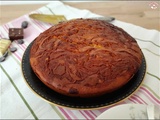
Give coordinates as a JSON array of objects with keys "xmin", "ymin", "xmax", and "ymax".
[{"xmin": 96, "ymin": 104, "xmax": 148, "ymax": 119}]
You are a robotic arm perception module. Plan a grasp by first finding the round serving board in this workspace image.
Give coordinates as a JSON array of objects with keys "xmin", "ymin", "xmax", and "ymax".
[{"xmin": 22, "ymin": 41, "xmax": 146, "ymax": 109}]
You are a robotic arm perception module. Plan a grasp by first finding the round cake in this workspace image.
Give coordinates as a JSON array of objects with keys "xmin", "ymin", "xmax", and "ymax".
[{"xmin": 30, "ymin": 19, "xmax": 143, "ymax": 97}]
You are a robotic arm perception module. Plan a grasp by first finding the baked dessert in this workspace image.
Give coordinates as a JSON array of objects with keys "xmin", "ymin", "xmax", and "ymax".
[{"xmin": 30, "ymin": 19, "xmax": 143, "ymax": 97}]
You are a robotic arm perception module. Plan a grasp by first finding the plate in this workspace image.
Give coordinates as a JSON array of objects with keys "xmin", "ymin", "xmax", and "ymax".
[
  {"xmin": 96, "ymin": 104, "xmax": 148, "ymax": 119},
  {"xmin": 22, "ymin": 41, "xmax": 146, "ymax": 109}
]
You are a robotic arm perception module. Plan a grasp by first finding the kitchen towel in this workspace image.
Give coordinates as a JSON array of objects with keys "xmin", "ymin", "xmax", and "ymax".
[{"xmin": 0, "ymin": 1, "xmax": 160, "ymax": 119}]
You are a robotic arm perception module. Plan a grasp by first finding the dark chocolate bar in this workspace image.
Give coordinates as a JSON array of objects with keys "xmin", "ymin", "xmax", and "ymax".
[{"xmin": 9, "ymin": 28, "xmax": 23, "ymax": 40}]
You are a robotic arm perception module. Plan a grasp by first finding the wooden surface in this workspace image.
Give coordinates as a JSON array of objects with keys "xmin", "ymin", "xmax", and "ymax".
[{"xmin": 0, "ymin": 1, "xmax": 160, "ymax": 31}]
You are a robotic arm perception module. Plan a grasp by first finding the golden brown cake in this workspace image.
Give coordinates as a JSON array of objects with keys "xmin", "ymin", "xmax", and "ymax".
[{"xmin": 30, "ymin": 19, "xmax": 143, "ymax": 97}]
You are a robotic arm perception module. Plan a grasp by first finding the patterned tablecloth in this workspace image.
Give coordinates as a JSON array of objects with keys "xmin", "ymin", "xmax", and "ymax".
[{"xmin": 0, "ymin": 1, "xmax": 160, "ymax": 119}]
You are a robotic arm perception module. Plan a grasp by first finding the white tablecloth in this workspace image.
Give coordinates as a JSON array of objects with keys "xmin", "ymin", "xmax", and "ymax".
[{"xmin": 0, "ymin": 1, "xmax": 160, "ymax": 119}]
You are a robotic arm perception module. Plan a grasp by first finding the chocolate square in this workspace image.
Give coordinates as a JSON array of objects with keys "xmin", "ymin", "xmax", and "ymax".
[{"xmin": 9, "ymin": 28, "xmax": 23, "ymax": 40}]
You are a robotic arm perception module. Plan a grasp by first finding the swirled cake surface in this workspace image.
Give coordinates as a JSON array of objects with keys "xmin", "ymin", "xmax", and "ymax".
[{"xmin": 30, "ymin": 19, "xmax": 142, "ymax": 97}]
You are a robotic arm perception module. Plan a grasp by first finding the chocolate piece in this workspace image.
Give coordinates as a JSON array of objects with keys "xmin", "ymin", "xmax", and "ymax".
[
  {"xmin": 10, "ymin": 47, "xmax": 17, "ymax": 52},
  {"xmin": 0, "ymin": 56, "xmax": 5, "ymax": 62},
  {"xmin": 9, "ymin": 28, "xmax": 23, "ymax": 40},
  {"xmin": 21, "ymin": 21, "xmax": 28, "ymax": 29},
  {"xmin": 17, "ymin": 39, "xmax": 24, "ymax": 44},
  {"xmin": 3, "ymin": 51, "xmax": 8, "ymax": 57},
  {"xmin": 0, "ymin": 39, "xmax": 11, "ymax": 57},
  {"xmin": 69, "ymin": 88, "xmax": 79, "ymax": 94}
]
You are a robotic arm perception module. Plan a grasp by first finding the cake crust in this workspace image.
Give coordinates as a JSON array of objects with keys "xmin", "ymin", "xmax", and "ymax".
[{"xmin": 30, "ymin": 19, "xmax": 142, "ymax": 97}]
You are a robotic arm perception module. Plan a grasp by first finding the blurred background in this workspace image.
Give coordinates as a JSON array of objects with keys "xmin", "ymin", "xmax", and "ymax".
[{"xmin": 0, "ymin": 1, "xmax": 160, "ymax": 30}]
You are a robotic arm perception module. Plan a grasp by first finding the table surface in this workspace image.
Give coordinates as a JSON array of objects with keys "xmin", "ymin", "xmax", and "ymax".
[{"xmin": 0, "ymin": 1, "xmax": 160, "ymax": 31}]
